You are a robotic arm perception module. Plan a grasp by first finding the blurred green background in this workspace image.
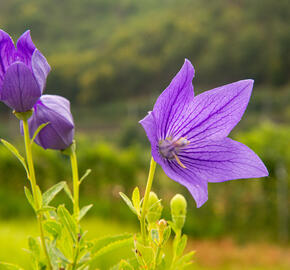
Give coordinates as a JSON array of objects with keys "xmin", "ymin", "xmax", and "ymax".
[{"xmin": 0, "ymin": 0, "xmax": 289, "ymax": 269}]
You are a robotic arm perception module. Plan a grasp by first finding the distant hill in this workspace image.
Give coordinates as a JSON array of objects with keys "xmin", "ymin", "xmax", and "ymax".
[{"xmin": 0, "ymin": 0, "xmax": 289, "ymax": 105}]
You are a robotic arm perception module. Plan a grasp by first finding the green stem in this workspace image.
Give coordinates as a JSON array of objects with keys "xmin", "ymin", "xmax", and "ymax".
[
  {"xmin": 22, "ymin": 119, "xmax": 52, "ymax": 270},
  {"xmin": 70, "ymin": 149, "xmax": 80, "ymax": 219},
  {"xmin": 140, "ymin": 157, "xmax": 157, "ymax": 244}
]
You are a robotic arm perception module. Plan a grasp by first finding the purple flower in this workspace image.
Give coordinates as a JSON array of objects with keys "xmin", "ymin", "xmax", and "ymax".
[
  {"xmin": 0, "ymin": 29, "xmax": 50, "ymax": 112},
  {"xmin": 140, "ymin": 59, "xmax": 268, "ymax": 207},
  {"xmin": 23, "ymin": 95, "xmax": 74, "ymax": 150}
]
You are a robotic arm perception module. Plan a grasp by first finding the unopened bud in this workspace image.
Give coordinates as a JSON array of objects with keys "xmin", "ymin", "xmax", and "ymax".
[
  {"xmin": 146, "ymin": 192, "xmax": 163, "ymax": 224},
  {"xmin": 170, "ymin": 194, "xmax": 187, "ymax": 230}
]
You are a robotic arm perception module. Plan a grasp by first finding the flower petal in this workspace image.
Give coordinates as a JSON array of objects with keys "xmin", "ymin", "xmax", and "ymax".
[
  {"xmin": 16, "ymin": 30, "xmax": 36, "ymax": 68},
  {"xmin": 32, "ymin": 50, "xmax": 51, "ymax": 93},
  {"xmin": 172, "ymin": 80, "xmax": 254, "ymax": 142},
  {"xmin": 178, "ymin": 137, "xmax": 268, "ymax": 183},
  {"xmin": 160, "ymin": 158, "xmax": 208, "ymax": 207},
  {"xmin": 40, "ymin": 95, "xmax": 74, "ymax": 125},
  {"xmin": 1, "ymin": 62, "xmax": 41, "ymax": 112},
  {"xmin": 0, "ymin": 30, "xmax": 15, "ymax": 86},
  {"xmin": 152, "ymin": 59, "xmax": 195, "ymax": 140},
  {"xmin": 139, "ymin": 111, "xmax": 163, "ymax": 164},
  {"xmin": 31, "ymin": 95, "xmax": 74, "ymax": 150}
]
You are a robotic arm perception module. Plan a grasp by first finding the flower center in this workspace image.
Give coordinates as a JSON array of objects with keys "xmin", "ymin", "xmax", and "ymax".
[{"xmin": 158, "ymin": 137, "xmax": 189, "ymax": 168}]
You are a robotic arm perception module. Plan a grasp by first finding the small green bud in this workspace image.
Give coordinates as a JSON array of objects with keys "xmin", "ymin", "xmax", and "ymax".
[
  {"xmin": 170, "ymin": 194, "xmax": 187, "ymax": 230},
  {"xmin": 146, "ymin": 192, "xmax": 163, "ymax": 224}
]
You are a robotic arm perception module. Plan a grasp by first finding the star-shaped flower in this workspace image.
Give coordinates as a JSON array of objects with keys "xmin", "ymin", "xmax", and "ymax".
[{"xmin": 140, "ymin": 59, "xmax": 268, "ymax": 207}]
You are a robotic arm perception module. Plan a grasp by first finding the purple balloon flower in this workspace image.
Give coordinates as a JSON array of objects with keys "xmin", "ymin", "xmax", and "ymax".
[
  {"xmin": 23, "ymin": 95, "xmax": 74, "ymax": 150},
  {"xmin": 140, "ymin": 59, "xmax": 268, "ymax": 207},
  {"xmin": 0, "ymin": 29, "xmax": 50, "ymax": 112}
]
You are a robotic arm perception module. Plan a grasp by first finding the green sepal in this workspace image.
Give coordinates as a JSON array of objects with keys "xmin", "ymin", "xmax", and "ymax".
[
  {"xmin": 0, "ymin": 262, "xmax": 24, "ymax": 270},
  {"xmin": 0, "ymin": 139, "xmax": 29, "ymax": 179},
  {"xmin": 119, "ymin": 192, "xmax": 137, "ymax": 215},
  {"xmin": 31, "ymin": 122, "xmax": 50, "ymax": 145},
  {"xmin": 13, "ymin": 110, "xmax": 33, "ymax": 121},
  {"xmin": 24, "ymin": 186, "xmax": 35, "ymax": 211},
  {"xmin": 57, "ymin": 205, "xmax": 78, "ymax": 243},
  {"xmin": 42, "ymin": 181, "xmax": 66, "ymax": 206},
  {"xmin": 79, "ymin": 169, "xmax": 92, "ymax": 184},
  {"xmin": 79, "ymin": 204, "xmax": 93, "ymax": 221}
]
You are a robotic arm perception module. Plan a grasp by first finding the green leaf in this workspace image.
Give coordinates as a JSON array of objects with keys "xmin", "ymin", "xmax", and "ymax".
[
  {"xmin": 37, "ymin": 206, "xmax": 55, "ymax": 214},
  {"xmin": 119, "ymin": 192, "xmax": 136, "ymax": 215},
  {"xmin": 24, "ymin": 186, "xmax": 35, "ymax": 211},
  {"xmin": 118, "ymin": 259, "xmax": 134, "ymax": 270},
  {"xmin": 132, "ymin": 187, "xmax": 140, "ymax": 213},
  {"xmin": 91, "ymin": 237, "xmax": 133, "ymax": 261},
  {"xmin": 0, "ymin": 139, "xmax": 29, "ymax": 179},
  {"xmin": 162, "ymin": 226, "xmax": 171, "ymax": 245},
  {"xmin": 134, "ymin": 241, "xmax": 154, "ymax": 267},
  {"xmin": 64, "ymin": 182, "xmax": 74, "ymax": 202},
  {"xmin": 176, "ymin": 235, "xmax": 187, "ymax": 257},
  {"xmin": 28, "ymin": 236, "xmax": 41, "ymax": 260},
  {"xmin": 31, "ymin": 122, "xmax": 50, "ymax": 145},
  {"xmin": 42, "ymin": 181, "xmax": 66, "ymax": 206},
  {"xmin": 57, "ymin": 205, "xmax": 78, "ymax": 242},
  {"xmin": 175, "ymin": 251, "xmax": 195, "ymax": 269},
  {"xmin": 79, "ymin": 204, "xmax": 93, "ymax": 221},
  {"xmin": 0, "ymin": 262, "xmax": 24, "ymax": 270},
  {"xmin": 44, "ymin": 220, "xmax": 62, "ymax": 239},
  {"xmin": 92, "ymin": 233, "xmax": 133, "ymax": 253},
  {"xmin": 35, "ymin": 185, "xmax": 43, "ymax": 209},
  {"xmin": 79, "ymin": 169, "xmax": 92, "ymax": 184}
]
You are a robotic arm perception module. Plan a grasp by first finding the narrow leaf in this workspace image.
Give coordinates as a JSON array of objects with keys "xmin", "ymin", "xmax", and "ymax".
[
  {"xmin": 28, "ymin": 236, "xmax": 41, "ymax": 259},
  {"xmin": 24, "ymin": 186, "xmax": 35, "ymax": 211},
  {"xmin": 79, "ymin": 204, "xmax": 93, "ymax": 221},
  {"xmin": 92, "ymin": 233, "xmax": 133, "ymax": 253},
  {"xmin": 57, "ymin": 205, "xmax": 78, "ymax": 242},
  {"xmin": 176, "ymin": 235, "xmax": 187, "ymax": 257},
  {"xmin": 0, "ymin": 262, "xmax": 24, "ymax": 270},
  {"xmin": 1, "ymin": 139, "xmax": 29, "ymax": 179},
  {"xmin": 132, "ymin": 187, "xmax": 140, "ymax": 213},
  {"xmin": 175, "ymin": 251, "xmax": 195, "ymax": 268},
  {"xmin": 42, "ymin": 181, "xmax": 66, "ymax": 206},
  {"xmin": 35, "ymin": 185, "xmax": 43, "ymax": 209},
  {"xmin": 37, "ymin": 206, "xmax": 56, "ymax": 214},
  {"xmin": 64, "ymin": 182, "xmax": 74, "ymax": 202},
  {"xmin": 92, "ymin": 237, "xmax": 133, "ymax": 260},
  {"xmin": 119, "ymin": 192, "xmax": 137, "ymax": 215},
  {"xmin": 31, "ymin": 122, "xmax": 50, "ymax": 145},
  {"xmin": 43, "ymin": 220, "xmax": 62, "ymax": 239},
  {"xmin": 79, "ymin": 169, "xmax": 92, "ymax": 184}
]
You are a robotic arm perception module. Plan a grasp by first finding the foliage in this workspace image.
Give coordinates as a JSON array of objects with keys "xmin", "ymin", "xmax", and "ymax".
[{"xmin": 0, "ymin": 0, "xmax": 288, "ymax": 107}]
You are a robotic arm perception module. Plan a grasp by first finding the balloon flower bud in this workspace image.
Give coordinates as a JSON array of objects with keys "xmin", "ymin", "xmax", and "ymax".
[
  {"xmin": 146, "ymin": 192, "xmax": 163, "ymax": 224},
  {"xmin": 22, "ymin": 95, "xmax": 74, "ymax": 150},
  {"xmin": 0, "ymin": 30, "xmax": 50, "ymax": 112},
  {"xmin": 170, "ymin": 194, "xmax": 187, "ymax": 230}
]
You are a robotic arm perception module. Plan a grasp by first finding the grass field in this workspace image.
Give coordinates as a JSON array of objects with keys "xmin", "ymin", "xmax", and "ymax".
[{"xmin": 0, "ymin": 218, "xmax": 289, "ymax": 270}]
